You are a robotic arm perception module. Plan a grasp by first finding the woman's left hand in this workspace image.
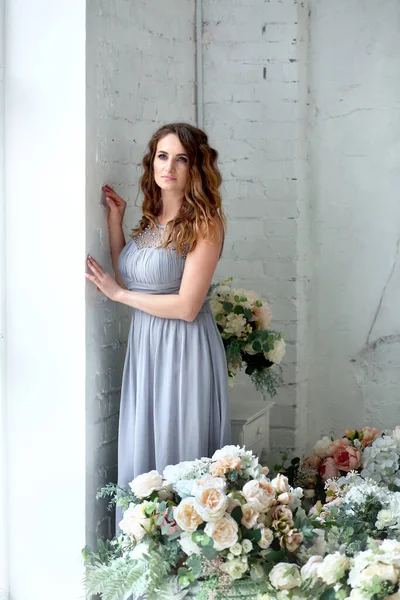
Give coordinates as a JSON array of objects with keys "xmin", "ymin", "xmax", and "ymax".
[{"xmin": 86, "ymin": 255, "xmax": 123, "ymax": 301}]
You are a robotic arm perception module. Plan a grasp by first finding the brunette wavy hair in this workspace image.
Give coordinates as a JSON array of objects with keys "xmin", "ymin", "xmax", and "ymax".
[{"xmin": 130, "ymin": 122, "xmax": 226, "ymax": 256}]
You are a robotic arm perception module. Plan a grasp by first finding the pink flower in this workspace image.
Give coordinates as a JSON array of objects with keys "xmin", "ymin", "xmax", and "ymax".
[
  {"xmin": 333, "ymin": 442, "xmax": 361, "ymax": 472},
  {"xmin": 253, "ymin": 303, "xmax": 272, "ymax": 330},
  {"xmin": 320, "ymin": 457, "xmax": 340, "ymax": 481},
  {"xmin": 359, "ymin": 427, "xmax": 379, "ymax": 448},
  {"xmin": 331, "ymin": 437, "xmax": 351, "ymax": 453}
]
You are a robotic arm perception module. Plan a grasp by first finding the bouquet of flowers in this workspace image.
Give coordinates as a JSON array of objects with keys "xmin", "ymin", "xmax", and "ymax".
[
  {"xmin": 83, "ymin": 446, "xmax": 316, "ymax": 600},
  {"xmin": 275, "ymin": 427, "xmax": 381, "ymax": 505},
  {"xmin": 263, "ymin": 539, "xmax": 400, "ymax": 600},
  {"xmin": 209, "ymin": 278, "xmax": 286, "ymax": 397}
]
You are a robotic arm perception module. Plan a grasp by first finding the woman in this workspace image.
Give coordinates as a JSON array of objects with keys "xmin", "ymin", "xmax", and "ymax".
[{"xmin": 86, "ymin": 122, "xmax": 231, "ymax": 525}]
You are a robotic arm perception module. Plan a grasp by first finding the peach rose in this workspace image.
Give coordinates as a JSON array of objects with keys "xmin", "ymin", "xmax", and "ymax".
[
  {"xmin": 241, "ymin": 503, "xmax": 260, "ymax": 529},
  {"xmin": 242, "ymin": 480, "xmax": 276, "ymax": 512},
  {"xmin": 210, "ymin": 456, "xmax": 242, "ymax": 478},
  {"xmin": 333, "ymin": 442, "xmax": 361, "ymax": 472},
  {"xmin": 173, "ymin": 498, "xmax": 203, "ymax": 532},
  {"xmin": 320, "ymin": 457, "xmax": 340, "ymax": 481},
  {"xmin": 194, "ymin": 487, "xmax": 228, "ymax": 522},
  {"xmin": 204, "ymin": 514, "xmax": 239, "ymax": 551}
]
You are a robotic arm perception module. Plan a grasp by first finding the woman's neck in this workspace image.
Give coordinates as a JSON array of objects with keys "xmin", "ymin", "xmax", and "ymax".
[{"xmin": 158, "ymin": 193, "xmax": 183, "ymax": 223}]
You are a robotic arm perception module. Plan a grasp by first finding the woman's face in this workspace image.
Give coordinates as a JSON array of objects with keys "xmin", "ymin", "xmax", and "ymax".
[{"xmin": 153, "ymin": 133, "xmax": 189, "ymax": 195}]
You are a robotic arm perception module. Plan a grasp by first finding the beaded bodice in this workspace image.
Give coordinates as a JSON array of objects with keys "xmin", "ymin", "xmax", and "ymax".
[{"xmin": 134, "ymin": 224, "xmax": 187, "ymax": 258}]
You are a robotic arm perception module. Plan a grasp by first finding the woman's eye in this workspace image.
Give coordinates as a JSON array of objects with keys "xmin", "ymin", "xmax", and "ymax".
[
  {"xmin": 158, "ymin": 153, "xmax": 167, "ymax": 159},
  {"xmin": 178, "ymin": 157, "xmax": 188, "ymax": 163}
]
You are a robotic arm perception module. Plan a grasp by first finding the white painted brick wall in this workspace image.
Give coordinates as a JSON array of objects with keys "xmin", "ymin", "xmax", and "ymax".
[
  {"xmin": 86, "ymin": 0, "xmax": 196, "ymax": 545},
  {"xmin": 204, "ymin": 0, "xmax": 310, "ymax": 463}
]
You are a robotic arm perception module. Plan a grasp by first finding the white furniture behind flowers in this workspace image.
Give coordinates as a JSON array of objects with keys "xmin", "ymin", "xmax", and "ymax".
[{"xmin": 230, "ymin": 401, "xmax": 275, "ymax": 459}]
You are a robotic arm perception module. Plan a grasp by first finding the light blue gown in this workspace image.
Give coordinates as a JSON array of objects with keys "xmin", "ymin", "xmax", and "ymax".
[{"xmin": 116, "ymin": 224, "xmax": 231, "ymax": 531}]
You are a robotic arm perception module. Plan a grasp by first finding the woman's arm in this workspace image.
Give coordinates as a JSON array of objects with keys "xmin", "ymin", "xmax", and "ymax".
[
  {"xmin": 108, "ymin": 222, "xmax": 127, "ymax": 288},
  {"xmin": 117, "ymin": 227, "xmax": 223, "ymax": 321},
  {"xmin": 103, "ymin": 184, "xmax": 127, "ymax": 289},
  {"xmin": 86, "ymin": 224, "xmax": 224, "ymax": 321}
]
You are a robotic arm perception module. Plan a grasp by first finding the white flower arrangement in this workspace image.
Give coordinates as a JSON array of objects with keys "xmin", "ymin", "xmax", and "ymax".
[
  {"xmin": 209, "ymin": 278, "xmax": 286, "ymax": 397},
  {"xmin": 83, "ymin": 446, "xmax": 312, "ymax": 600}
]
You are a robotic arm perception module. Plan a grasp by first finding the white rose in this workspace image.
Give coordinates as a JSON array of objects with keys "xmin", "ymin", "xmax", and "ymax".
[
  {"xmin": 301, "ymin": 556, "xmax": 324, "ymax": 585},
  {"xmin": 163, "ymin": 461, "xmax": 193, "ymax": 484},
  {"xmin": 173, "ymin": 497, "xmax": 203, "ymax": 532},
  {"xmin": 258, "ymin": 526, "xmax": 274, "ymax": 549},
  {"xmin": 376, "ymin": 509, "xmax": 396, "ymax": 530},
  {"xmin": 241, "ymin": 539, "xmax": 253, "ymax": 553},
  {"xmin": 241, "ymin": 503, "xmax": 260, "ymax": 529},
  {"xmin": 317, "ymin": 552, "xmax": 350, "ymax": 585},
  {"xmin": 212, "ymin": 445, "xmax": 242, "ymax": 460},
  {"xmin": 194, "ymin": 486, "xmax": 228, "ymax": 522},
  {"xmin": 269, "ymin": 563, "xmax": 301, "ymax": 590},
  {"xmin": 204, "ymin": 514, "xmax": 239, "ymax": 551},
  {"xmin": 178, "ymin": 531, "xmax": 202, "ymax": 556},
  {"xmin": 174, "ymin": 478, "xmax": 195, "ymax": 498},
  {"xmin": 224, "ymin": 557, "xmax": 248, "ymax": 579},
  {"xmin": 271, "ymin": 474, "xmax": 290, "ymax": 494},
  {"xmin": 119, "ymin": 502, "xmax": 154, "ymax": 541},
  {"xmin": 312, "ymin": 436, "xmax": 334, "ymax": 459},
  {"xmin": 392, "ymin": 426, "xmax": 400, "ymax": 442},
  {"xmin": 129, "ymin": 470, "xmax": 163, "ymax": 498},
  {"xmin": 210, "ymin": 298, "xmax": 224, "ymax": 317},
  {"xmin": 192, "ymin": 476, "xmax": 227, "ymax": 494},
  {"xmin": 266, "ymin": 338, "xmax": 286, "ymax": 364},
  {"xmin": 230, "ymin": 542, "xmax": 243, "ymax": 556},
  {"xmin": 360, "ymin": 563, "xmax": 399, "ymax": 586}
]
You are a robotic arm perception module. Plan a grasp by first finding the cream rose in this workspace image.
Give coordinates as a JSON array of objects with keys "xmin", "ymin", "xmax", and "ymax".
[
  {"xmin": 192, "ymin": 476, "xmax": 227, "ymax": 494},
  {"xmin": 194, "ymin": 486, "xmax": 228, "ymax": 522},
  {"xmin": 265, "ymin": 338, "xmax": 286, "ymax": 364},
  {"xmin": 173, "ymin": 498, "xmax": 203, "ymax": 532},
  {"xmin": 204, "ymin": 514, "xmax": 239, "ymax": 551},
  {"xmin": 360, "ymin": 563, "xmax": 399, "ymax": 586},
  {"xmin": 269, "ymin": 563, "xmax": 301, "ymax": 590},
  {"xmin": 317, "ymin": 552, "xmax": 350, "ymax": 586},
  {"xmin": 241, "ymin": 503, "xmax": 260, "ymax": 529},
  {"xmin": 119, "ymin": 502, "xmax": 154, "ymax": 541},
  {"xmin": 301, "ymin": 556, "xmax": 324, "ymax": 585},
  {"xmin": 129, "ymin": 470, "xmax": 163, "ymax": 498},
  {"xmin": 210, "ymin": 456, "xmax": 242, "ymax": 478},
  {"xmin": 271, "ymin": 474, "xmax": 290, "ymax": 494},
  {"xmin": 312, "ymin": 436, "xmax": 334, "ymax": 459},
  {"xmin": 258, "ymin": 526, "xmax": 274, "ymax": 549}
]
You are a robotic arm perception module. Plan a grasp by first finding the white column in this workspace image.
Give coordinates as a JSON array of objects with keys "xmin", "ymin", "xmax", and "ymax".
[
  {"xmin": 4, "ymin": 1, "xmax": 86, "ymax": 599},
  {"xmin": 0, "ymin": 0, "xmax": 8, "ymax": 596}
]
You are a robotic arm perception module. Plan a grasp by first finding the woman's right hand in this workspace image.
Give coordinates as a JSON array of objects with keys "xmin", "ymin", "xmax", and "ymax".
[{"xmin": 102, "ymin": 184, "xmax": 127, "ymax": 227}]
